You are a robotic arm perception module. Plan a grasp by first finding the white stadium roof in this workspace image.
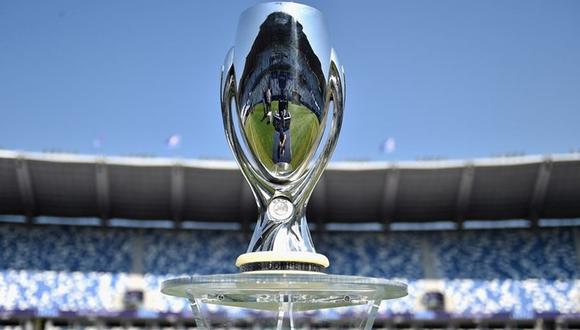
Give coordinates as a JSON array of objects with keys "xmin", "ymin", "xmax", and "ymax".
[{"xmin": 1, "ymin": 150, "xmax": 579, "ymax": 229}]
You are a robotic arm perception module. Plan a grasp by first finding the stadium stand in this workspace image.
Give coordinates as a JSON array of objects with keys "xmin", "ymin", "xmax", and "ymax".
[
  {"xmin": 0, "ymin": 270, "xmax": 129, "ymax": 313},
  {"xmin": 142, "ymin": 230, "xmax": 244, "ymax": 275},
  {"xmin": 1, "ymin": 152, "xmax": 579, "ymax": 329},
  {"xmin": 318, "ymin": 232, "xmax": 424, "ymax": 279},
  {"xmin": 1, "ymin": 224, "xmax": 577, "ymax": 320},
  {"xmin": 431, "ymin": 229, "xmax": 577, "ymax": 280},
  {"xmin": 0, "ymin": 225, "xmax": 132, "ymax": 273}
]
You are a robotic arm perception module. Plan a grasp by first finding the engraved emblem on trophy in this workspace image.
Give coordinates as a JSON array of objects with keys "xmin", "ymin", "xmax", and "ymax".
[{"xmin": 162, "ymin": 3, "xmax": 407, "ymax": 328}]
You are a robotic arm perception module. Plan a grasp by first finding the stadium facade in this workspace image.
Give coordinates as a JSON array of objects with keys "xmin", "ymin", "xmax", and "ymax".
[{"xmin": 0, "ymin": 150, "xmax": 579, "ymax": 329}]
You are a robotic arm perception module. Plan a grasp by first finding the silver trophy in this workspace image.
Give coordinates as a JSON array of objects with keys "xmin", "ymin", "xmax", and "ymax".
[
  {"xmin": 162, "ymin": 4, "xmax": 406, "ymax": 328},
  {"xmin": 221, "ymin": 2, "xmax": 344, "ymax": 273}
]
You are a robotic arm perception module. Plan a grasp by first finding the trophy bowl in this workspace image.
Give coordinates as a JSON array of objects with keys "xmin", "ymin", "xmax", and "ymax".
[{"xmin": 162, "ymin": 3, "xmax": 407, "ymax": 328}]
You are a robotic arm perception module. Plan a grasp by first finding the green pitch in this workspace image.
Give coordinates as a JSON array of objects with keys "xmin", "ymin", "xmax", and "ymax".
[{"xmin": 244, "ymin": 101, "xmax": 320, "ymax": 171}]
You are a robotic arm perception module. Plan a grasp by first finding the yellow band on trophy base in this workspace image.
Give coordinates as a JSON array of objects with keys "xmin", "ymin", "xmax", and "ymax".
[{"xmin": 236, "ymin": 251, "xmax": 330, "ymax": 268}]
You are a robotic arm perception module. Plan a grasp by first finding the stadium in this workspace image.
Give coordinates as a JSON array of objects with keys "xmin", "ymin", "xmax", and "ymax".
[
  {"xmin": 2, "ymin": 0, "xmax": 580, "ymax": 328},
  {"xmin": 0, "ymin": 150, "xmax": 578, "ymax": 329}
]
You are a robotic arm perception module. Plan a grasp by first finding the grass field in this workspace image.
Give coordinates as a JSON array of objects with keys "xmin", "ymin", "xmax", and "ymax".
[{"xmin": 244, "ymin": 101, "xmax": 320, "ymax": 171}]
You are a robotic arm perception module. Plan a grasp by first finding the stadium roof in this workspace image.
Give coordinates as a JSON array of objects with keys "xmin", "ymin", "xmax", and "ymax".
[{"xmin": 1, "ymin": 150, "xmax": 579, "ymax": 230}]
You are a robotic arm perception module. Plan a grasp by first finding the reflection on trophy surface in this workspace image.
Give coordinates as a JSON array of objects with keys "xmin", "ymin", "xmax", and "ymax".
[
  {"xmin": 239, "ymin": 11, "xmax": 325, "ymax": 175},
  {"xmin": 221, "ymin": 2, "xmax": 345, "ymax": 272}
]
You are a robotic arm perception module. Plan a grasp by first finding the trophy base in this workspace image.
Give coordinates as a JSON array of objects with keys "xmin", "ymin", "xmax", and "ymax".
[
  {"xmin": 235, "ymin": 251, "xmax": 329, "ymax": 272},
  {"xmin": 161, "ymin": 273, "xmax": 407, "ymax": 329}
]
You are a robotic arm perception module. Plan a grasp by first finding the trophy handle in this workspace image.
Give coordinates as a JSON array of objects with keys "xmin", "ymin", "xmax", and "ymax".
[
  {"xmin": 220, "ymin": 48, "xmax": 273, "ymax": 207},
  {"xmin": 294, "ymin": 48, "xmax": 345, "ymax": 207}
]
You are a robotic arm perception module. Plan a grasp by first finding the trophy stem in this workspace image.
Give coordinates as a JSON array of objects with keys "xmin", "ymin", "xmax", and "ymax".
[
  {"xmin": 236, "ymin": 202, "xmax": 329, "ymax": 272},
  {"xmin": 361, "ymin": 300, "xmax": 381, "ymax": 330},
  {"xmin": 189, "ymin": 298, "xmax": 211, "ymax": 330}
]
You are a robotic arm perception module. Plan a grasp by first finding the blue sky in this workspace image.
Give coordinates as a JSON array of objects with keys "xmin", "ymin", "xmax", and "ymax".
[{"xmin": 1, "ymin": 0, "xmax": 579, "ymax": 161}]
